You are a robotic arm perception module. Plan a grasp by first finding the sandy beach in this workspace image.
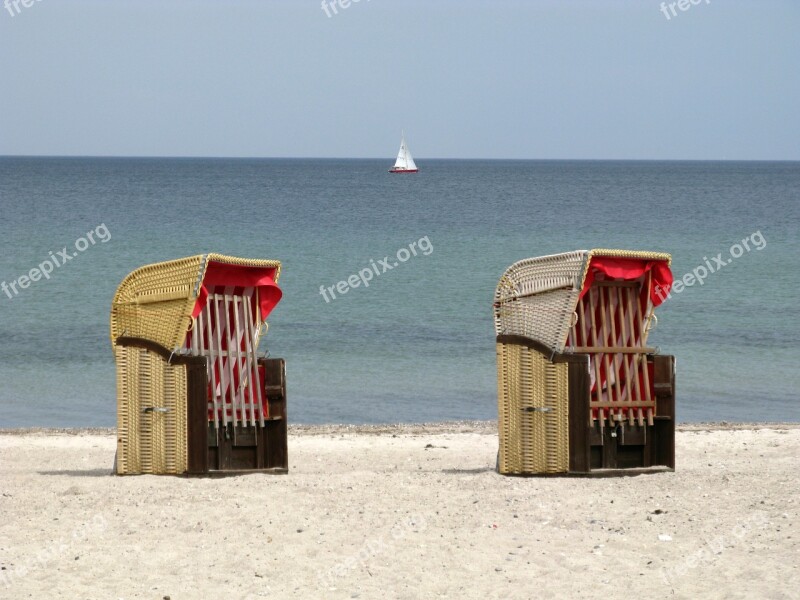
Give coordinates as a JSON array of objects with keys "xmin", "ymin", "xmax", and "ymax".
[{"xmin": 0, "ymin": 423, "xmax": 797, "ymax": 600}]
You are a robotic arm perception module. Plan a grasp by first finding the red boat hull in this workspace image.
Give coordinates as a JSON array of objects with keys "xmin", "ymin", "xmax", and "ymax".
[{"xmin": 388, "ymin": 168, "xmax": 419, "ymax": 173}]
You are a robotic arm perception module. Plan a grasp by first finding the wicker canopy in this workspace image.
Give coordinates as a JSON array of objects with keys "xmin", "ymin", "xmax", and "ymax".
[
  {"xmin": 494, "ymin": 249, "xmax": 671, "ymax": 354},
  {"xmin": 110, "ymin": 253, "xmax": 282, "ymax": 353}
]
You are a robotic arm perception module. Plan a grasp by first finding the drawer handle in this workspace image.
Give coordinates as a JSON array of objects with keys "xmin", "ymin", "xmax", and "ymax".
[
  {"xmin": 522, "ymin": 407, "xmax": 552, "ymax": 413},
  {"xmin": 142, "ymin": 407, "xmax": 170, "ymax": 413}
]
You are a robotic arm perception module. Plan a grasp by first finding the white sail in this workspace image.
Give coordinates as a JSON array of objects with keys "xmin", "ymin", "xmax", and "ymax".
[
  {"xmin": 393, "ymin": 138, "xmax": 408, "ymax": 169},
  {"xmin": 391, "ymin": 133, "xmax": 417, "ymax": 171},
  {"xmin": 404, "ymin": 141, "xmax": 417, "ymax": 171}
]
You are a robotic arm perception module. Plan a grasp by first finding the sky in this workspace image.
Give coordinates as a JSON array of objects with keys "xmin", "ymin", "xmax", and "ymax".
[{"xmin": 1, "ymin": 0, "xmax": 799, "ymax": 160}]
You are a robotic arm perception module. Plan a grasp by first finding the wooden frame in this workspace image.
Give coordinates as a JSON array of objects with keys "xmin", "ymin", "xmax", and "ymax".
[
  {"xmin": 116, "ymin": 337, "xmax": 287, "ymax": 476},
  {"xmin": 497, "ymin": 334, "xmax": 675, "ymax": 476}
]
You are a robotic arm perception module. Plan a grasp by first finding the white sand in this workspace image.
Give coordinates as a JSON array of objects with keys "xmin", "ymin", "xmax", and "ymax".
[{"xmin": 0, "ymin": 423, "xmax": 798, "ymax": 599}]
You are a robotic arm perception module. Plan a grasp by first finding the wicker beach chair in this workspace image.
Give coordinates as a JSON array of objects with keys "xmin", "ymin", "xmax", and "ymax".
[
  {"xmin": 111, "ymin": 254, "xmax": 287, "ymax": 476},
  {"xmin": 494, "ymin": 249, "xmax": 676, "ymax": 475}
]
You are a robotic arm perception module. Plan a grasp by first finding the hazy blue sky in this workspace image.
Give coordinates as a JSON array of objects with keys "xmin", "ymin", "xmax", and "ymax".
[{"xmin": 1, "ymin": 0, "xmax": 798, "ymax": 159}]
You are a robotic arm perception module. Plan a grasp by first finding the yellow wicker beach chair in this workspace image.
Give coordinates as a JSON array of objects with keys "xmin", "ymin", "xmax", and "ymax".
[
  {"xmin": 111, "ymin": 253, "xmax": 287, "ymax": 476},
  {"xmin": 494, "ymin": 249, "xmax": 676, "ymax": 475}
]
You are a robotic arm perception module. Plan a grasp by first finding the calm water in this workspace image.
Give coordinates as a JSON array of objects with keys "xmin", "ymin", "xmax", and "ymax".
[{"xmin": 0, "ymin": 157, "xmax": 798, "ymax": 427}]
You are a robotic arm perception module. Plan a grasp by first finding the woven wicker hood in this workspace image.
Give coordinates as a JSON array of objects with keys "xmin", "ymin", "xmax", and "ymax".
[
  {"xmin": 494, "ymin": 249, "xmax": 671, "ymax": 354},
  {"xmin": 110, "ymin": 253, "xmax": 281, "ymax": 352}
]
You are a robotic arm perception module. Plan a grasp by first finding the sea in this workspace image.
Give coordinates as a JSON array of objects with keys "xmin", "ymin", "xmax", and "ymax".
[{"xmin": 0, "ymin": 157, "xmax": 798, "ymax": 427}]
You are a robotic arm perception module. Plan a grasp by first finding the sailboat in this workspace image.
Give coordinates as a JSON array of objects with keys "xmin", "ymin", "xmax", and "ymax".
[{"xmin": 388, "ymin": 132, "xmax": 418, "ymax": 173}]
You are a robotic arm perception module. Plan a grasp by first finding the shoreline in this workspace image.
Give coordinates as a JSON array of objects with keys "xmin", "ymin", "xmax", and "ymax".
[{"xmin": 1, "ymin": 420, "xmax": 799, "ymax": 437}]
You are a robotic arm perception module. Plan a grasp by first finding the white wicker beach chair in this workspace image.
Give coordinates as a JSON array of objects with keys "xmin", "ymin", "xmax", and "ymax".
[{"xmin": 494, "ymin": 249, "xmax": 676, "ymax": 475}]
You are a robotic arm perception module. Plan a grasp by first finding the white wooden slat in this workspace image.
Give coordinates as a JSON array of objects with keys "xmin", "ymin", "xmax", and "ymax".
[
  {"xmin": 212, "ymin": 294, "xmax": 229, "ymax": 427},
  {"xmin": 245, "ymin": 294, "xmax": 265, "ymax": 427},
  {"xmin": 239, "ymin": 292, "xmax": 258, "ymax": 427},
  {"xmin": 204, "ymin": 296, "xmax": 220, "ymax": 428},
  {"xmin": 233, "ymin": 295, "xmax": 253, "ymax": 427},
  {"xmin": 222, "ymin": 293, "xmax": 239, "ymax": 426},
  {"xmin": 187, "ymin": 286, "xmax": 271, "ymax": 430}
]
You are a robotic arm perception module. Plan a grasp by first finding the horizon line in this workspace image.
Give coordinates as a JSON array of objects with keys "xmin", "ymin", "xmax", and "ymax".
[{"xmin": 1, "ymin": 154, "xmax": 799, "ymax": 163}]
